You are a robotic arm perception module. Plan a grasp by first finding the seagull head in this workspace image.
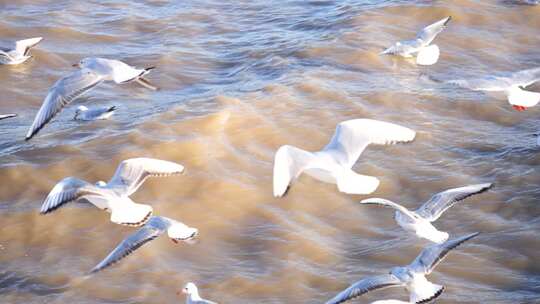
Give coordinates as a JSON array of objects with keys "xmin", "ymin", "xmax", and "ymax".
[
  {"xmin": 73, "ymin": 57, "xmax": 92, "ymax": 68},
  {"xmin": 74, "ymin": 105, "xmax": 89, "ymax": 119},
  {"xmin": 182, "ymin": 282, "xmax": 198, "ymax": 295},
  {"xmin": 95, "ymin": 181, "xmax": 107, "ymax": 187}
]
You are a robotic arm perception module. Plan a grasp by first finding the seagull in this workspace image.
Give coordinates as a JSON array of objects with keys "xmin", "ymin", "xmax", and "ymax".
[
  {"xmin": 25, "ymin": 57, "xmax": 158, "ymax": 140},
  {"xmin": 180, "ymin": 282, "xmax": 218, "ymax": 304},
  {"xmin": 381, "ymin": 17, "xmax": 451, "ymax": 66},
  {"xmin": 0, "ymin": 114, "xmax": 17, "ymax": 120},
  {"xmin": 326, "ymin": 232, "xmax": 479, "ymax": 304},
  {"xmin": 0, "ymin": 37, "xmax": 43, "ymax": 65},
  {"xmin": 74, "ymin": 105, "xmax": 116, "ymax": 121},
  {"xmin": 360, "ymin": 183, "xmax": 492, "ymax": 243},
  {"xmin": 273, "ymin": 119, "xmax": 416, "ymax": 197},
  {"xmin": 90, "ymin": 216, "xmax": 198, "ymax": 273},
  {"xmin": 447, "ymin": 67, "xmax": 540, "ymax": 111},
  {"xmin": 40, "ymin": 158, "xmax": 184, "ymax": 227}
]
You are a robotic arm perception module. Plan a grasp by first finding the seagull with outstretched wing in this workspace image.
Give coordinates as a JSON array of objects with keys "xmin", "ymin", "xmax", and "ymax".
[
  {"xmin": 90, "ymin": 216, "xmax": 198, "ymax": 273},
  {"xmin": 360, "ymin": 183, "xmax": 492, "ymax": 243},
  {"xmin": 40, "ymin": 158, "xmax": 185, "ymax": 227},
  {"xmin": 447, "ymin": 67, "xmax": 540, "ymax": 111},
  {"xmin": 273, "ymin": 119, "xmax": 416, "ymax": 197},
  {"xmin": 381, "ymin": 17, "xmax": 451, "ymax": 65},
  {"xmin": 0, "ymin": 37, "xmax": 42, "ymax": 65},
  {"xmin": 26, "ymin": 57, "xmax": 157, "ymax": 140},
  {"xmin": 326, "ymin": 233, "xmax": 479, "ymax": 304}
]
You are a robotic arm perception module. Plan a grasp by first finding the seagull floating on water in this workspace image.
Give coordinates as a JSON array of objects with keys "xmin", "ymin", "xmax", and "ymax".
[
  {"xmin": 381, "ymin": 17, "xmax": 451, "ymax": 66},
  {"xmin": 360, "ymin": 183, "xmax": 492, "ymax": 243},
  {"xmin": 74, "ymin": 105, "xmax": 116, "ymax": 121},
  {"xmin": 90, "ymin": 215, "xmax": 198, "ymax": 273},
  {"xmin": 0, "ymin": 37, "xmax": 42, "ymax": 65},
  {"xmin": 273, "ymin": 119, "xmax": 416, "ymax": 197},
  {"xmin": 326, "ymin": 232, "xmax": 479, "ymax": 304},
  {"xmin": 40, "ymin": 158, "xmax": 184, "ymax": 227},
  {"xmin": 0, "ymin": 114, "xmax": 17, "ymax": 121},
  {"xmin": 26, "ymin": 57, "xmax": 157, "ymax": 140},
  {"xmin": 180, "ymin": 282, "xmax": 218, "ymax": 304},
  {"xmin": 447, "ymin": 67, "xmax": 540, "ymax": 111}
]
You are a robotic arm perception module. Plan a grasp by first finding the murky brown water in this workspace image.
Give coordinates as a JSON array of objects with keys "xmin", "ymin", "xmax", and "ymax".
[{"xmin": 1, "ymin": 1, "xmax": 539, "ymax": 303}]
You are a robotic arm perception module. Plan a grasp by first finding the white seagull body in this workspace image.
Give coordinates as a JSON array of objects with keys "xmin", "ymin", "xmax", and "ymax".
[
  {"xmin": 381, "ymin": 17, "xmax": 451, "ymax": 66},
  {"xmin": 273, "ymin": 119, "xmax": 416, "ymax": 197},
  {"xmin": 91, "ymin": 216, "xmax": 198, "ymax": 273},
  {"xmin": 74, "ymin": 105, "xmax": 116, "ymax": 121},
  {"xmin": 448, "ymin": 67, "xmax": 540, "ymax": 111},
  {"xmin": 0, "ymin": 114, "xmax": 17, "ymax": 120},
  {"xmin": 25, "ymin": 57, "xmax": 157, "ymax": 140},
  {"xmin": 182, "ymin": 282, "xmax": 218, "ymax": 304},
  {"xmin": 40, "ymin": 158, "xmax": 185, "ymax": 227},
  {"xmin": 326, "ymin": 233, "xmax": 479, "ymax": 304},
  {"xmin": 0, "ymin": 37, "xmax": 42, "ymax": 65},
  {"xmin": 360, "ymin": 183, "xmax": 492, "ymax": 243}
]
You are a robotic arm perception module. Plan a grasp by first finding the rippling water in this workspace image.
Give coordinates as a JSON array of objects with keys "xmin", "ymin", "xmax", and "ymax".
[{"xmin": 1, "ymin": 0, "xmax": 539, "ymax": 303}]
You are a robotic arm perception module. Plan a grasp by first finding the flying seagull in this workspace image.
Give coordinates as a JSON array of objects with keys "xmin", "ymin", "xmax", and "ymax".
[
  {"xmin": 180, "ymin": 282, "xmax": 218, "ymax": 304},
  {"xmin": 360, "ymin": 183, "xmax": 492, "ymax": 243},
  {"xmin": 0, "ymin": 37, "xmax": 42, "ymax": 65},
  {"xmin": 0, "ymin": 114, "xmax": 17, "ymax": 120},
  {"xmin": 90, "ymin": 216, "xmax": 198, "ymax": 273},
  {"xmin": 74, "ymin": 105, "xmax": 116, "ymax": 121},
  {"xmin": 381, "ymin": 17, "xmax": 451, "ymax": 66},
  {"xmin": 326, "ymin": 232, "xmax": 479, "ymax": 304},
  {"xmin": 273, "ymin": 119, "xmax": 416, "ymax": 197},
  {"xmin": 40, "ymin": 158, "xmax": 184, "ymax": 227},
  {"xmin": 25, "ymin": 57, "xmax": 157, "ymax": 140},
  {"xmin": 447, "ymin": 67, "xmax": 540, "ymax": 111}
]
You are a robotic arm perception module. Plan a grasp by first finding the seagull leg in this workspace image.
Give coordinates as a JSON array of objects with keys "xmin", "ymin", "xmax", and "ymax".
[{"xmin": 512, "ymin": 105, "xmax": 527, "ymax": 111}]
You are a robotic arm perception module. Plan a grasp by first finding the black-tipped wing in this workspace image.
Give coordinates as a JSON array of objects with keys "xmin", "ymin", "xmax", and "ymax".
[
  {"xmin": 410, "ymin": 232, "xmax": 479, "ymax": 275},
  {"xmin": 326, "ymin": 274, "xmax": 404, "ymax": 304},
  {"xmin": 26, "ymin": 69, "xmax": 103, "ymax": 140},
  {"xmin": 90, "ymin": 219, "xmax": 166, "ymax": 273},
  {"xmin": 108, "ymin": 158, "xmax": 185, "ymax": 196},
  {"xmin": 416, "ymin": 183, "xmax": 493, "ymax": 221},
  {"xmin": 416, "ymin": 16, "xmax": 451, "ymax": 46},
  {"xmin": 40, "ymin": 177, "xmax": 103, "ymax": 214},
  {"xmin": 0, "ymin": 114, "xmax": 17, "ymax": 120}
]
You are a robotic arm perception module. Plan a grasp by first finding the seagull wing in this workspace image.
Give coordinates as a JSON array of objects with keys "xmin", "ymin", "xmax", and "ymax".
[
  {"xmin": 273, "ymin": 145, "xmax": 317, "ymax": 197},
  {"xmin": 416, "ymin": 16, "xmax": 451, "ymax": 47},
  {"xmin": 90, "ymin": 216, "xmax": 167, "ymax": 273},
  {"xmin": 0, "ymin": 49, "xmax": 14, "ymax": 61},
  {"xmin": 323, "ymin": 119, "xmax": 416, "ymax": 168},
  {"xmin": 326, "ymin": 274, "xmax": 404, "ymax": 304},
  {"xmin": 509, "ymin": 67, "xmax": 540, "ymax": 87},
  {"xmin": 359, "ymin": 198, "xmax": 419, "ymax": 221},
  {"xmin": 409, "ymin": 232, "xmax": 479, "ymax": 275},
  {"xmin": 15, "ymin": 37, "xmax": 43, "ymax": 56},
  {"xmin": 26, "ymin": 69, "xmax": 104, "ymax": 140},
  {"xmin": 446, "ymin": 76, "xmax": 511, "ymax": 92},
  {"xmin": 40, "ymin": 177, "xmax": 105, "ymax": 214},
  {"xmin": 0, "ymin": 114, "xmax": 17, "ymax": 120},
  {"xmin": 107, "ymin": 158, "xmax": 185, "ymax": 196},
  {"xmin": 416, "ymin": 183, "xmax": 493, "ymax": 221}
]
